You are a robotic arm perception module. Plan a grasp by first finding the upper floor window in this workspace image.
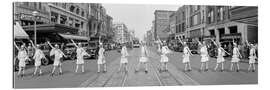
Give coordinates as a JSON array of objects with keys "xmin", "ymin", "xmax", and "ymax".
[
  {"xmin": 76, "ymin": 8, "xmax": 80, "ymax": 15},
  {"xmin": 69, "ymin": 5, "xmax": 75, "ymax": 12},
  {"xmin": 61, "ymin": 3, "xmax": 66, "ymax": 9},
  {"xmin": 81, "ymin": 11, "xmax": 85, "ymax": 17},
  {"xmin": 207, "ymin": 7, "xmax": 214, "ymax": 24}
]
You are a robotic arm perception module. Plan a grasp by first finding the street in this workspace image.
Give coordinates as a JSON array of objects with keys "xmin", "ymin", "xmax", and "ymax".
[{"xmin": 14, "ymin": 46, "xmax": 257, "ymax": 88}]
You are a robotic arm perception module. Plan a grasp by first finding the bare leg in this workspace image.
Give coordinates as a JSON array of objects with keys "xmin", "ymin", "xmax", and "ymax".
[
  {"xmin": 22, "ymin": 68, "xmax": 25, "ymax": 76},
  {"xmin": 236, "ymin": 62, "xmax": 240, "ymax": 71},
  {"xmin": 18, "ymin": 67, "xmax": 22, "ymax": 76},
  {"xmin": 145, "ymin": 63, "xmax": 148, "ymax": 71},
  {"xmin": 252, "ymin": 63, "xmax": 256, "ymax": 71},
  {"xmin": 39, "ymin": 66, "xmax": 42, "ymax": 75},
  {"xmin": 125, "ymin": 63, "xmax": 128, "ymax": 72},
  {"xmin": 34, "ymin": 66, "xmax": 38, "ymax": 75},
  {"xmin": 82, "ymin": 64, "xmax": 85, "ymax": 72},
  {"xmin": 184, "ymin": 63, "xmax": 187, "ymax": 71},
  {"xmin": 248, "ymin": 64, "xmax": 252, "ymax": 71},
  {"xmin": 221, "ymin": 62, "xmax": 224, "ymax": 71},
  {"xmin": 200, "ymin": 62, "xmax": 204, "ymax": 71},
  {"xmin": 59, "ymin": 65, "xmax": 63, "ymax": 74},
  {"xmin": 188, "ymin": 63, "xmax": 192, "ymax": 70},
  {"xmin": 214, "ymin": 63, "xmax": 219, "ymax": 71},
  {"xmin": 98, "ymin": 64, "xmax": 101, "ymax": 72},
  {"xmin": 165, "ymin": 62, "xmax": 168, "ymax": 71},
  {"xmin": 230, "ymin": 63, "xmax": 234, "ymax": 71},
  {"xmin": 51, "ymin": 66, "xmax": 56, "ymax": 74},
  {"xmin": 75, "ymin": 64, "xmax": 79, "ymax": 73}
]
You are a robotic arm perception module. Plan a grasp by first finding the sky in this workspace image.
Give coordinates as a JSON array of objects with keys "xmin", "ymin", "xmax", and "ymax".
[{"xmin": 103, "ymin": 3, "xmax": 180, "ymax": 40}]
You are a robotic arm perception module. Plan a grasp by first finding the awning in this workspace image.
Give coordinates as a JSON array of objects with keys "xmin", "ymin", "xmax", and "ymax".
[
  {"xmin": 23, "ymin": 24, "xmax": 78, "ymax": 33},
  {"xmin": 14, "ymin": 22, "xmax": 29, "ymax": 39},
  {"xmin": 58, "ymin": 33, "xmax": 89, "ymax": 41}
]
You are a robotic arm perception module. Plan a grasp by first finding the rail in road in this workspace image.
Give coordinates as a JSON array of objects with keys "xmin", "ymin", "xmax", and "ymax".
[{"xmin": 79, "ymin": 48, "xmax": 199, "ymax": 87}]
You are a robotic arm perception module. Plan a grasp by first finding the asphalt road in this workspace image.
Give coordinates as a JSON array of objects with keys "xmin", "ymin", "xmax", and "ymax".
[{"xmin": 13, "ymin": 47, "xmax": 258, "ymax": 88}]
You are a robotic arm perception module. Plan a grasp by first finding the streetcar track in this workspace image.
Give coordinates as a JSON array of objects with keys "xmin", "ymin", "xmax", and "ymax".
[{"xmin": 149, "ymin": 62, "xmax": 164, "ymax": 86}]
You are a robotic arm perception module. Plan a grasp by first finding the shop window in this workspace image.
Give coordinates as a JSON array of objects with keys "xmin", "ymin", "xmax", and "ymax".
[
  {"xmin": 229, "ymin": 26, "xmax": 238, "ymax": 34},
  {"xmin": 209, "ymin": 29, "xmax": 215, "ymax": 36},
  {"xmin": 50, "ymin": 12, "xmax": 58, "ymax": 23},
  {"xmin": 218, "ymin": 28, "xmax": 225, "ymax": 35},
  {"xmin": 81, "ymin": 22, "xmax": 84, "ymax": 29},
  {"xmin": 60, "ymin": 15, "xmax": 67, "ymax": 25}
]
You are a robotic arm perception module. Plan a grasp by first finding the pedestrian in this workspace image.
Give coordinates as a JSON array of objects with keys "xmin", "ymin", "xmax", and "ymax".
[
  {"xmin": 158, "ymin": 41, "xmax": 171, "ymax": 72},
  {"xmin": 198, "ymin": 40, "xmax": 209, "ymax": 72},
  {"xmin": 214, "ymin": 42, "xmax": 230, "ymax": 72},
  {"xmin": 71, "ymin": 40, "xmax": 91, "ymax": 73},
  {"xmin": 135, "ymin": 41, "xmax": 149, "ymax": 73},
  {"xmin": 48, "ymin": 41, "xmax": 67, "ymax": 76},
  {"xmin": 118, "ymin": 43, "xmax": 129, "ymax": 73},
  {"xmin": 14, "ymin": 42, "xmax": 29, "ymax": 77},
  {"xmin": 30, "ymin": 40, "xmax": 46, "ymax": 77},
  {"xmin": 182, "ymin": 42, "xmax": 193, "ymax": 71},
  {"xmin": 247, "ymin": 42, "xmax": 257, "ymax": 72},
  {"xmin": 27, "ymin": 43, "xmax": 34, "ymax": 59},
  {"xmin": 97, "ymin": 43, "xmax": 107, "ymax": 73},
  {"xmin": 230, "ymin": 43, "xmax": 242, "ymax": 72}
]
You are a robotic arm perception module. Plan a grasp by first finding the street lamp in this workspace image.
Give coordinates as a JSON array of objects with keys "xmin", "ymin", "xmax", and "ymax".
[{"xmin": 32, "ymin": 11, "xmax": 38, "ymax": 45}]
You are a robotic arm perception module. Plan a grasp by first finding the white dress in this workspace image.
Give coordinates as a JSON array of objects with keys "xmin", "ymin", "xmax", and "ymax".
[
  {"xmin": 97, "ymin": 48, "xmax": 106, "ymax": 64},
  {"xmin": 17, "ymin": 49, "xmax": 28, "ymax": 67},
  {"xmin": 249, "ymin": 48, "xmax": 256, "ymax": 64},
  {"xmin": 76, "ymin": 47, "xmax": 88, "ymax": 64},
  {"xmin": 231, "ymin": 47, "xmax": 240, "ymax": 62},
  {"xmin": 160, "ymin": 46, "xmax": 169, "ymax": 63},
  {"xmin": 33, "ymin": 49, "xmax": 45, "ymax": 66},
  {"xmin": 120, "ymin": 46, "xmax": 129, "ymax": 64},
  {"xmin": 217, "ymin": 47, "xmax": 225, "ymax": 63},
  {"xmin": 139, "ymin": 46, "xmax": 148, "ymax": 63},
  {"xmin": 200, "ymin": 46, "xmax": 209, "ymax": 62},
  {"xmin": 182, "ymin": 46, "xmax": 190, "ymax": 63},
  {"xmin": 50, "ymin": 49, "xmax": 64, "ymax": 66}
]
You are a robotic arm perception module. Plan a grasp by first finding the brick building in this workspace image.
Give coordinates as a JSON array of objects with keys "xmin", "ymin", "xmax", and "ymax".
[{"xmin": 154, "ymin": 10, "xmax": 175, "ymax": 41}]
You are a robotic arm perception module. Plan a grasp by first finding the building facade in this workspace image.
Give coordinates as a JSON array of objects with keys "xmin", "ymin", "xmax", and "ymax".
[
  {"xmin": 154, "ymin": 10, "xmax": 175, "ymax": 41},
  {"xmin": 169, "ymin": 12, "xmax": 176, "ymax": 39},
  {"xmin": 175, "ymin": 6, "xmax": 187, "ymax": 39},
  {"xmin": 47, "ymin": 2, "xmax": 89, "ymax": 37},
  {"xmin": 112, "ymin": 23, "xmax": 130, "ymax": 43}
]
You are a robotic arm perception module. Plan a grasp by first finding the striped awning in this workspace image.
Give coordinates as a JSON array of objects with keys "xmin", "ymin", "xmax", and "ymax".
[{"xmin": 14, "ymin": 22, "xmax": 29, "ymax": 39}]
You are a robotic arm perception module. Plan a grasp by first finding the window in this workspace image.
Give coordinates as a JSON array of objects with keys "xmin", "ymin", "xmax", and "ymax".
[
  {"xmin": 182, "ymin": 23, "xmax": 185, "ymax": 32},
  {"xmin": 229, "ymin": 26, "xmax": 238, "ymax": 34},
  {"xmin": 76, "ymin": 8, "xmax": 80, "ymax": 14},
  {"xmin": 23, "ymin": 2, "xmax": 29, "ymax": 6},
  {"xmin": 69, "ymin": 5, "xmax": 75, "ymax": 12},
  {"xmin": 39, "ymin": 2, "xmax": 42, "ymax": 10},
  {"xmin": 209, "ymin": 29, "xmax": 215, "ymax": 36},
  {"xmin": 50, "ymin": 12, "xmax": 58, "ymax": 23},
  {"xmin": 68, "ymin": 17, "xmax": 74, "ymax": 27},
  {"xmin": 34, "ymin": 3, "xmax": 37, "ymax": 9},
  {"xmin": 60, "ymin": 15, "xmax": 67, "ymax": 25},
  {"xmin": 81, "ymin": 11, "xmax": 85, "ymax": 17},
  {"xmin": 81, "ymin": 22, "xmax": 84, "ymax": 29},
  {"xmin": 217, "ymin": 7, "xmax": 224, "ymax": 21},
  {"xmin": 218, "ymin": 28, "xmax": 225, "ymax": 35},
  {"xmin": 61, "ymin": 3, "xmax": 66, "ymax": 9}
]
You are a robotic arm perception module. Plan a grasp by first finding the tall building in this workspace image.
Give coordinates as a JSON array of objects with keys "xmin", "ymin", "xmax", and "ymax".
[
  {"xmin": 169, "ymin": 12, "xmax": 176, "ymax": 39},
  {"xmin": 185, "ymin": 5, "xmax": 207, "ymax": 41},
  {"xmin": 154, "ymin": 10, "xmax": 175, "ymax": 41},
  {"xmin": 112, "ymin": 23, "xmax": 130, "ymax": 43},
  {"xmin": 175, "ymin": 6, "xmax": 187, "ymax": 39}
]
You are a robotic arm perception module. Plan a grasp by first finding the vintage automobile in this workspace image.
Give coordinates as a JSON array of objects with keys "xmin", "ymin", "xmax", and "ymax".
[
  {"xmin": 86, "ymin": 41, "xmax": 99, "ymax": 59},
  {"xmin": 63, "ymin": 43, "xmax": 77, "ymax": 60}
]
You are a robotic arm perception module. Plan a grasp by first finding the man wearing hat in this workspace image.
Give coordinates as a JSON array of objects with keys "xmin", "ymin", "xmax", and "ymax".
[{"xmin": 48, "ymin": 41, "xmax": 67, "ymax": 76}]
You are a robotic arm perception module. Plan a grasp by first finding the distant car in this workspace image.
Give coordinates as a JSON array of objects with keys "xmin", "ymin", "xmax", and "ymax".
[{"xmin": 133, "ymin": 43, "xmax": 140, "ymax": 48}]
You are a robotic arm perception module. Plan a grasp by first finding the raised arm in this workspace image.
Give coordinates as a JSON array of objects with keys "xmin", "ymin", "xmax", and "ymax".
[
  {"xmin": 210, "ymin": 39, "xmax": 217, "ymax": 46},
  {"xmin": 29, "ymin": 40, "xmax": 36, "ymax": 49},
  {"xmin": 14, "ymin": 42, "xmax": 19, "ymax": 50},
  {"xmin": 71, "ymin": 39, "xmax": 78, "ymax": 48},
  {"xmin": 196, "ymin": 38, "xmax": 202, "ymax": 46},
  {"xmin": 177, "ymin": 37, "xmax": 184, "ymax": 45},
  {"xmin": 47, "ymin": 41, "xmax": 54, "ymax": 49}
]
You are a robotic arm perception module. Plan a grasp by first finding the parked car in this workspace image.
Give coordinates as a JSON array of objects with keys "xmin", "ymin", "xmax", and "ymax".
[
  {"xmin": 86, "ymin": 41, "xmax": 99, "ymax": 59},
  {"xmin": 63, "ymin": 43, "xmax": 77, "ymax": 60},
  {"xmin": 133, "ymin": 43, "xmax": 140, "ymax": 48}
]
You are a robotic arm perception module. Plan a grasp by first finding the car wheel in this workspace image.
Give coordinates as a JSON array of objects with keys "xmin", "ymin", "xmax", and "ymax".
[
  {"xmin": 71, "ymin": 53, "xmax": 76, "ymax": 60},
  {"xmin": 42, "ymin": 58, "xmax": 49, "ymax": 66}
]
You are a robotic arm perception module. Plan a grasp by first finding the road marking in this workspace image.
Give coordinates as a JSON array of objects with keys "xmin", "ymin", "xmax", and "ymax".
[{"xmin": 149, "ymin": 62, "xmax": 164, "ymax": 86}]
